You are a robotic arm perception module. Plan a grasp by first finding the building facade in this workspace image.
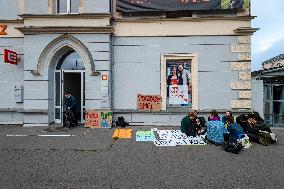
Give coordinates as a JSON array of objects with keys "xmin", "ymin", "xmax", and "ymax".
[
  {"xmin": 252, "ymin": 54, "xmax": 284, "ymax": 127},
  {"xmin": 0, "ymin": 0, "xmax": 258, "ymax": 126}
]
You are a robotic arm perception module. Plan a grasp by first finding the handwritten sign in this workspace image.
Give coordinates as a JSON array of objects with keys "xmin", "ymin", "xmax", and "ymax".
[
  {"xmin": 137, "ymin": 94, "xmax": 162, "ymax": 111},
  {"xmin": 136, "ymin": 131, "xmax": 156, "ymax": 141},
  {"xmin": 0, "ymin": 25, "xmax": 7, "ymax": 35},
  {"xmin": 85, "ymin": 110, "xmax": 112, "ymax": 128},
  {"xmin": 112, "ymin": 129, "xmax": 133, "ymax": 139},
  {"xmin": 153, "ymin": 130, "xmax": 207, "ymax": 146}
]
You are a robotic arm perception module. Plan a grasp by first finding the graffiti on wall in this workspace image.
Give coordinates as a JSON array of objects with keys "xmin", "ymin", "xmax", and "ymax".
[
  {"xmin": 85, "ymin": 110, "xmax": 112, "ymax": 128},
  {"xmin": 137, "ymin": 94, "xmax": 162, "ymax": 111}
]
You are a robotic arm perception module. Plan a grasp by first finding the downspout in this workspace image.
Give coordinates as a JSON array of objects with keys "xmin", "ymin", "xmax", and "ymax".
[{"xmin": 110, "ymin": 0, "xmax": 115, "ymax": 112}]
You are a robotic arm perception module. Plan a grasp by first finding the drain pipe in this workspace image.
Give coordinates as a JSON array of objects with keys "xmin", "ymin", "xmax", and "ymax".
[{"xmin": 110, "ymin": 0, "xmax": 115, "ymax": 113}]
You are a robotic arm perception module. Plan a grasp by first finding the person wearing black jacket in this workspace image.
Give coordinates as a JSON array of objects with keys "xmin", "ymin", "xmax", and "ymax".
[{"xmin": 64, "ymin": 91, "xmax": 78, "ymax": 126}]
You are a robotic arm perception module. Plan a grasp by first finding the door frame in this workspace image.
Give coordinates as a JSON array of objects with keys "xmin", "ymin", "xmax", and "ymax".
[{"xmin": 54, "ymin": 69, "xmax": 85, "ymax": 124}]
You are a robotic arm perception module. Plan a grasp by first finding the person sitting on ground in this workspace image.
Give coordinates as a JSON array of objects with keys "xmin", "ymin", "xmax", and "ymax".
[
  {"xmin": 226, "ymin": 122, "xmax": 244, "ymax": 140},
  {"xmin": 244, "ymin": 114, "xmax": 276, "ymax": 145},
  {"xmin": 236, "ymin": 113, "xmax": 249, "ymax": 130},
  {"xmin": 207, "ymin": 111, "xmax": 227, "ymax": 145},
  {"xmin": 251, "ymin": 111, "xmax": 264, "ymax": 122},
  {"xmin": 208, "ymin": 110, "xmax": 221, "ymax": 121},
  {"xmin": 193, "ymin": 110, "xmax": 206, "ymax": 127},
  {"xmin": 192, "ymin": 110, "xmax": 207, "ymax": 135},
  {"xmin": 222, "ymin": 111, "xmax": 234, "ymax": 128},
  {"xmin": 181, "ymin": 112, "xmax": 199, "ymax": 137}
]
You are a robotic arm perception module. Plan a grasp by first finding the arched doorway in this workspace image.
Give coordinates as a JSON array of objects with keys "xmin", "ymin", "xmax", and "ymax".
[
  {"xmin": 32, "ymin": 35, "xmax": 95, "ymax": 126},
  {"xmin": 54, "ymin": 49, "xmax": 85, "ymax": 124}
]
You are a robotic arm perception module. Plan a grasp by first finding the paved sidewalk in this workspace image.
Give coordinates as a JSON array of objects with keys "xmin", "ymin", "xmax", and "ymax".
[{"xmin": 0, "ymin": 125, "xmax": 283, "ymax": 188}]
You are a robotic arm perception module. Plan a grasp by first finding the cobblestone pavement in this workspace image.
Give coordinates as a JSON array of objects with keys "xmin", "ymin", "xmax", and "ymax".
[{"xmin": 0, "ymin": 125, "xmax": 283, "ymax": 189}]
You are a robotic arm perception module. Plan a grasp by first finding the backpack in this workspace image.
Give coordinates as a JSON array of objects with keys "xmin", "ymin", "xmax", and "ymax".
[
  {"xmin": 257, "ymin": 131, "xmax": 277, "ymax": 146},
  {"xmin": 115, "ymin": 116, "xmax": 129, "ymax": 128},
  {"xmin": 224, "ymin": 134, "xmax": 243, "ymax": 154},
  {"xmin": 64, "ymin": 109, "xmax": 76, "ymax": 128}
]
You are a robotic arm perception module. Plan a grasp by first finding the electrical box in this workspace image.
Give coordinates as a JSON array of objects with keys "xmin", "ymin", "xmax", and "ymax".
[{"xmin": 14, "ymin": 85, "xmax": 23, "ymax": 103}]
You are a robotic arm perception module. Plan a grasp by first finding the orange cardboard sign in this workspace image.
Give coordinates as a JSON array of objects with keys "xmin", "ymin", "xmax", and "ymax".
[
  {"xmin": 85, "ymin": 110, "xmax": 112, "ymax": 128},
  {"xmin": 0, "ymin": 25, "xmax": 7, "ymax": 35},
  {"xmin": 112, "ymin": 129, "xmax": 133, "ymax": 139},
  {"xmin": 137, "ymin": 94, "xmax": 162, "ymax": 111}
]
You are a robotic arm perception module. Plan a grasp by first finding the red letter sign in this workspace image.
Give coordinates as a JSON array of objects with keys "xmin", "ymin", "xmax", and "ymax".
[{"xmin": 4, "ymin": 49, "xmax": 19, "ymax": 65}]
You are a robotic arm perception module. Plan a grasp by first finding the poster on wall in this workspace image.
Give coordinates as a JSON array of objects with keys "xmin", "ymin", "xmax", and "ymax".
[
  {"xmin": 117, "ymin": 0, "xmax": 250, "ymax": 12},
  {"xmin": 166, "ymin": 60, "xmax": 192, "ymax": 107},
  {"xmin": 137, "ymin": 94, "xmax": 162, "ymax": 111},
  {"xmin": 85, "ymin": 110, "xmax": 112, "ymax": 128}
]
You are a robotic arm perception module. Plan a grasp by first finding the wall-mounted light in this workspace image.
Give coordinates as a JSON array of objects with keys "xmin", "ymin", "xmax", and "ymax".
[
  {"xmin": 31, "ymin": 70, "xmax": 40, "ymax": 76},
  {"xmin": 90, "ymin": 70, "xmax": 100, "ymax": 76}
]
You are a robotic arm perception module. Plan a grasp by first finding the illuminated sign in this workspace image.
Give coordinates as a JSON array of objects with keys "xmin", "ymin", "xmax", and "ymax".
[
  {"xmin": 4, "ymin": 49, "xmax": 19, "ymax": 65},
  {"xmin": 102, "ymin": 74, "xmax": 108, "ymax": 80},
  {"xmin": 0, "ymin": 25, "xmax": 7, "ymax": 35}
]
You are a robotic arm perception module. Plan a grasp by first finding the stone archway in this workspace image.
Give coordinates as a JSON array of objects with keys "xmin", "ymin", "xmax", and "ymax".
[
  {"xmin": 37, "ymin": 34, "xmax": 95, "ymax": 76},
  {"xmin": 24, "ymin": 35, "xmax": 95, "ymax": 126}
]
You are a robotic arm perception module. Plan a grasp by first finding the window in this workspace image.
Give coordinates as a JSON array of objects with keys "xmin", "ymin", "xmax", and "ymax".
[
  {"xmin": 160, "ymin": 54, "xmax": 198, "ymax": 111},
  {"xmin": 57, "ymin": 0, "xmax": 80, "ymax": 14}
]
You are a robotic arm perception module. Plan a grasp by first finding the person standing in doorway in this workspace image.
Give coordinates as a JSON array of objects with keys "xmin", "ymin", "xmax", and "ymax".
[{"xmin": 64, "ymin": 91, "xmax": 78, "ymax": 126}]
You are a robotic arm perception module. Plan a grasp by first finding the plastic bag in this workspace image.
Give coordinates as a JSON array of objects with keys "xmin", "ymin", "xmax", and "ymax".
[{"xmin": 241, "ymin": 134, "xmax": 252, "ymax": 148}]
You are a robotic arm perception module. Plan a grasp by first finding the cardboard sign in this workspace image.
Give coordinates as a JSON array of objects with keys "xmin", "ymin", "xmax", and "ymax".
[
  {"xmin": 85, "ymin": 110, "xmax": 112, "ymax": 128},
  {"xmin": 4, "ymin": 49, "xmax": 19, "ymax": 65},
  {"xmin": 112, "ymin": 129, "xmax": 133, "ymax": 139},
  {"xmin": 136, "ymin": 131, "xmax": 156, "ymax": 141},
  {"xmin": 0, "ymin": 25, "xmax": 7, "ymax": 35},
  {"xmin": 137, "ymin": 94, "xmax": 162, "ymax": 111}
]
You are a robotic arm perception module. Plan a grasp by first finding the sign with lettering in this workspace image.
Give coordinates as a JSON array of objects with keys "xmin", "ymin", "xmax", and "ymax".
[
  {"xmin": 136, "ymin": 131, "xmax": 156, "ymax": 141},
  {"xmin": 113, "ymin": 129, "xmax": 133, "ymax": 139},
  {"xmin": 4, "ymin": 49, "xmax": 19, "ymax": 65},
  {"xmin": 0, "ymin": 25, "xmax": 7, "ymax": 35},
  {"xmin": 153, "ymin": 130, "xmax": 207, "ymax": 146},
  {"xmin": 85, "ymin": 110, "xmax": 112, "ymax": 128},
  {"xmin": 117, "ymin": 0, "xmax": 249, "ymax": 12},
  {"xmin": 137, "ymin": 94, "xmax": 162, "ymax": 111}
]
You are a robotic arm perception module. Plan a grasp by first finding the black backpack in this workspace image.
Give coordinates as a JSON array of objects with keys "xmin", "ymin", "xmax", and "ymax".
[
  {"xmin": 224, "ymin": 134, "xmax": 243, "ymax": 154},
  {"xmin": 115, "ymin": 117, "xmax": 129, "ymax": 128}
]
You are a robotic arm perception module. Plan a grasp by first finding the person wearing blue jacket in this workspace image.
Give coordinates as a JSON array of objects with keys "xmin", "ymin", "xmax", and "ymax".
[{"xmin": 207, "ymin": 120, "xmax": 227, "ymax": 145}]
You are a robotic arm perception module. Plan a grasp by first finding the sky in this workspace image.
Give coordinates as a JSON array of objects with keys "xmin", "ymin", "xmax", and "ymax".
[{"xmin": 251, "ymin": 0, "xmax": 284, "ymax": 71}]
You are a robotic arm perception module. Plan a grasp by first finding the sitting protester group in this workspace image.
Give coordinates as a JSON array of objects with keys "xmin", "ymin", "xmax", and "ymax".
[{"xmin": 181, "ymin": 110, "xmax": 277, "ymax": 153}]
